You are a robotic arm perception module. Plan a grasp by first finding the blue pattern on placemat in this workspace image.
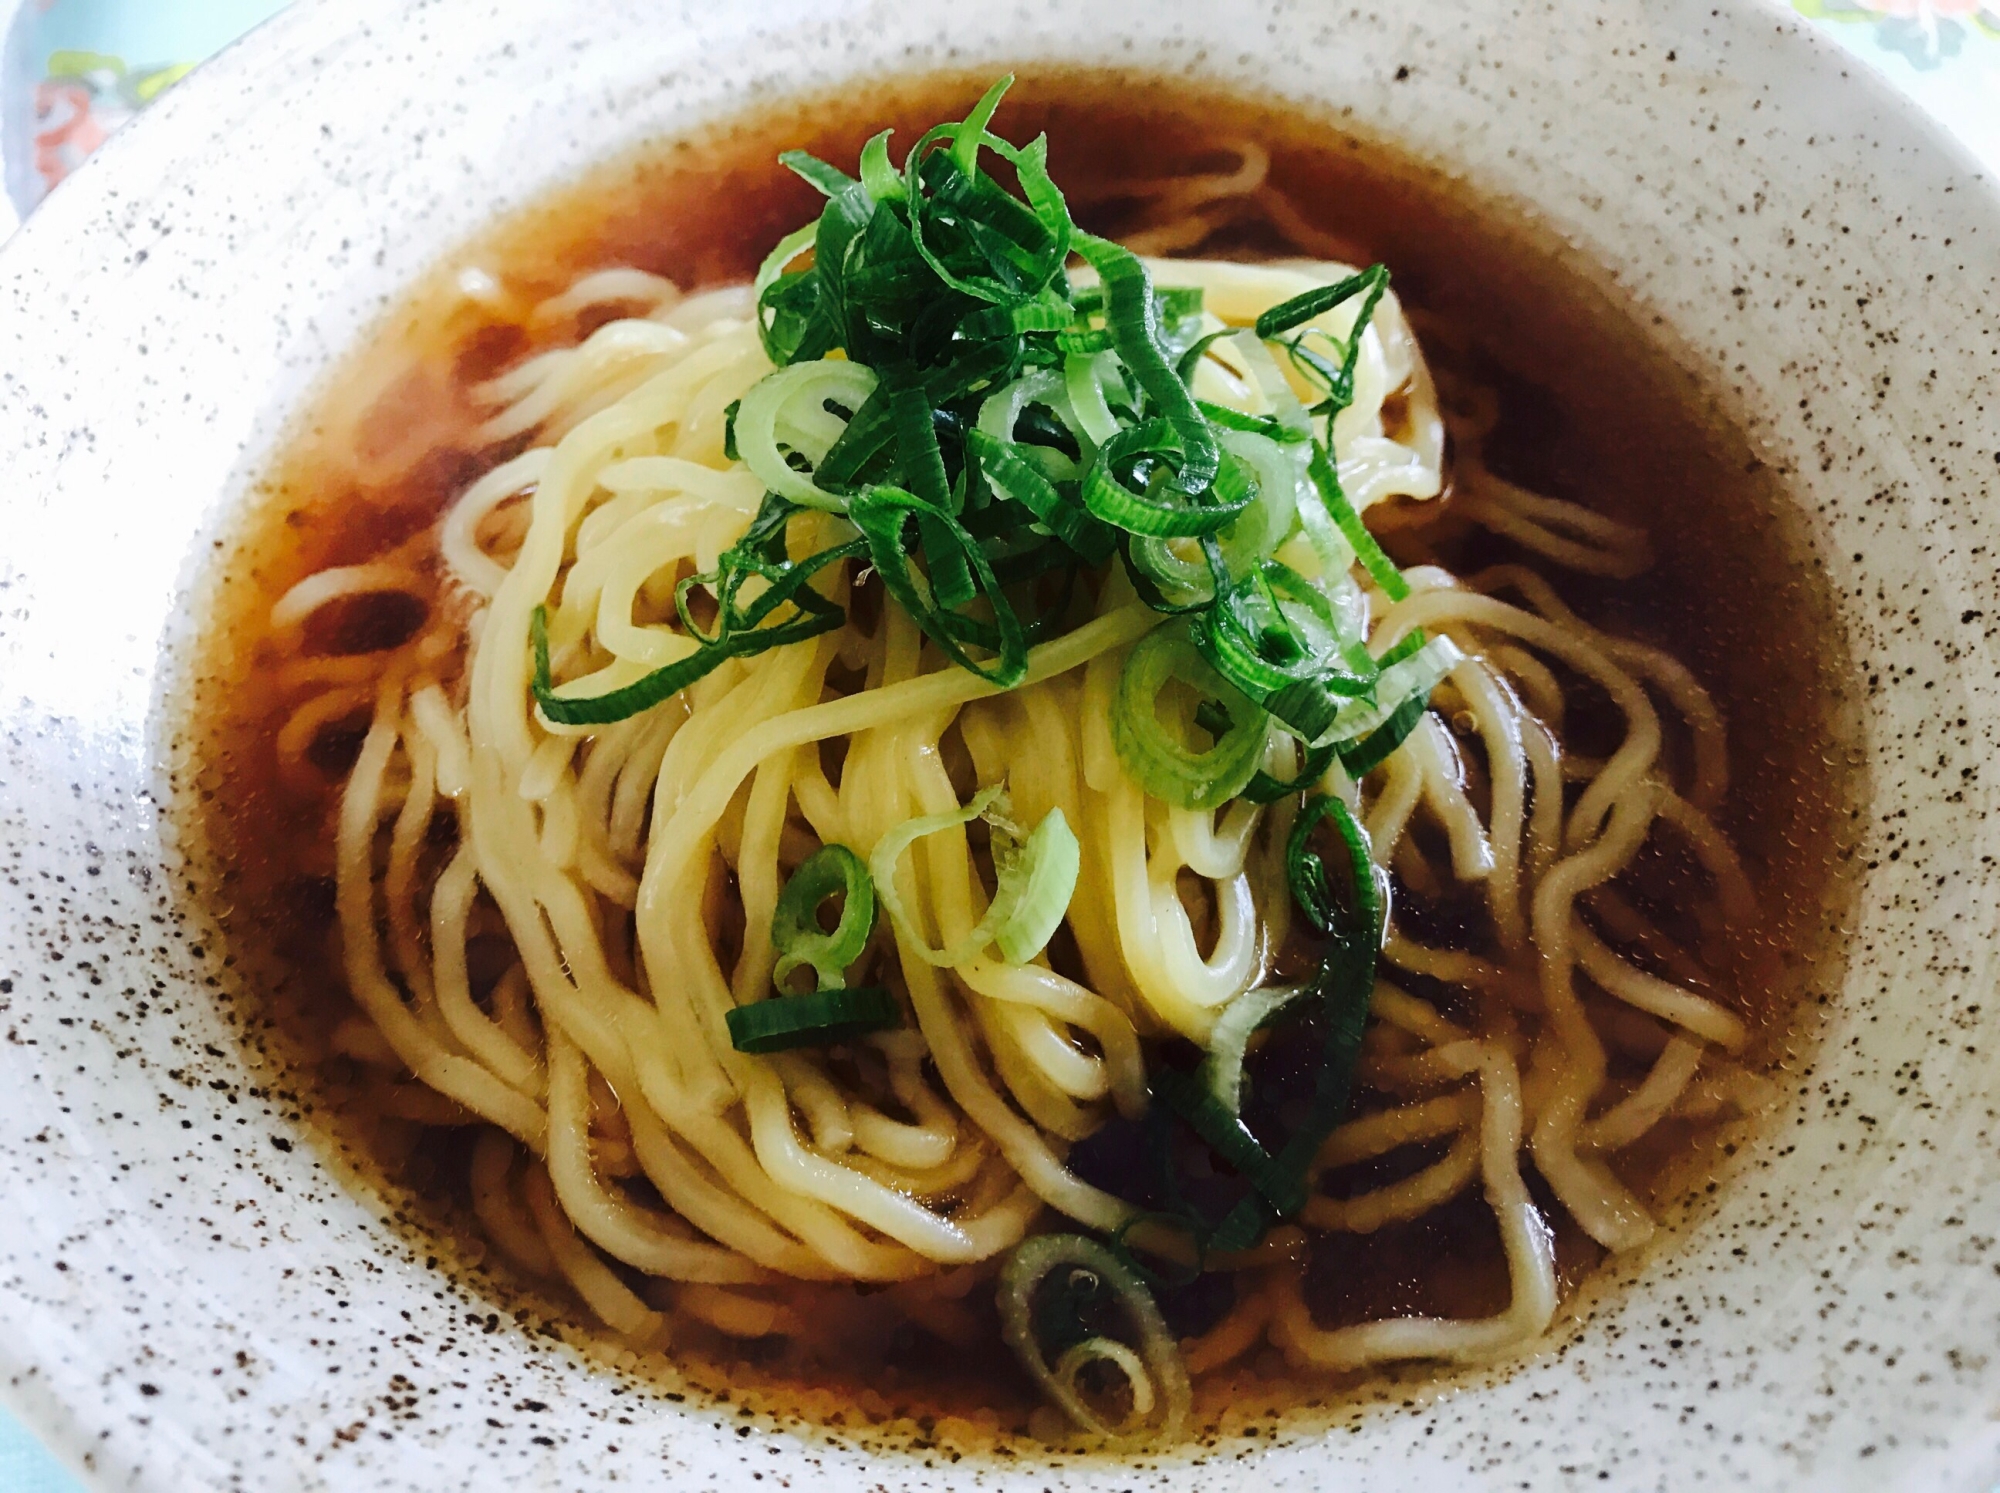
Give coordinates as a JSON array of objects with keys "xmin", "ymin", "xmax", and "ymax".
[{"xmin": 0, "ymin": 1409, "xmax": 81, "ymax": 1493}]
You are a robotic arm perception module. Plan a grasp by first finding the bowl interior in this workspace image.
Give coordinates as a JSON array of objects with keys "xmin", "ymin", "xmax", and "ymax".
[{"xmin": 0, "ymin": 1, "xmax": 1998, "ymax": 1489}]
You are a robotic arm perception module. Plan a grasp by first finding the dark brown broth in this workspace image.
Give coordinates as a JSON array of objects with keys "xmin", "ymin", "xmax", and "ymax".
[{"xmin": 184, "ymin": 70, "xmax": 1858, "ymax": 1442}]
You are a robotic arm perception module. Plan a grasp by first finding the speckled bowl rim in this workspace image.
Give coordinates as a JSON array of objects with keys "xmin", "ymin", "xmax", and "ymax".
[{"xmin": 1, "ymin": 1, "xmax": 1998, "ymax": 1489}]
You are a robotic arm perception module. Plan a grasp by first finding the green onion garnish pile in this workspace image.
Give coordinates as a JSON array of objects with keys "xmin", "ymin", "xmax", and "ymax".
[
  {"xmin": 531, "ymin": 73, "xmax": 1455, "ymax": 810},
  {"xmin": 531, "ymin": 75, "xmax": 1460, "ymax": 1326}
]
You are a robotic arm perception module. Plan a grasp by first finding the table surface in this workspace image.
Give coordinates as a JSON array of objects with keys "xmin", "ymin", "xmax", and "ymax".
[{"xmin": 0, "ymin": 0, "xmax": 1995, "ymax": 1487}]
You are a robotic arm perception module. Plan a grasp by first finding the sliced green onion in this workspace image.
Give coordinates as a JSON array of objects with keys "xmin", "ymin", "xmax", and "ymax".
[
  {"xmin": 724, "ymin": 986, "xmax": 899, "ymax": 1054},
  {"xmin": 963, "ymin": 299, "xmax": 1073, "ymax": 338},
  {"xmin": 997, "ymin": 1234, "xmax": 1189, "ymax": 1445},
  {"xmin": 1196, "ymin": 399, "xmax": 1311, "ymax": 443},
  {"xmin": 1205, "ymin": 1195, "xmax": 1272, "ymax": 1254},
  {"xmin": 1155, "ymin": 285, "xmax": 1205, "ymax": 323},
  {"xmin": 753, "ymin": 222, "xmax": 818, "ymax": 299},
  {"xmin": 1054, "ymin": 1339, "xmax": 1156, "ymax": 1427},
  {"xmin": 1309, "ymin": 634, "xmax": 1461, "ymax": 751},
  {"xmin": 1192, "ymin": 562, "xmax": 1377, "ymax": 740},
  {"xmin": 779, "ymin": 149, "xmax": 859, "ymax": 198},
  {"xmin": 903, "ymin": 103, "xmax": 1068, "ymax": 307},
  {"xmin": 1153, "ymin": 1064, "xmax": 1301, "ymax": 1212},
  {"xmin": 869, "ymin": 785, "xmax": 1080, "ymax": 967},
  {"xmin": 1205, "ymin": 427, "xmax": 1300, "ymax": 572},
  {"xmin": 734, "ymin": 359, "xmax": 882, "ymax": 511},
  {"xmin": 1134, "ymin": 796, "xmax": 1388, "ymax": 1246},
  {"xmin": 847, "ymin": 484, "xmax": 1027, "ymax": 686},
  {"xmin": 966, "ymin": 428, "xmax": 1114, "ymax": 564},
  {"xmin": 1111, "ymin": 627, "xmax": 1269, "ymax": 810},
  {"xmin": 1072, "ymin": 235, "xmax": 1220, "ymax": 497},
  {"xmin": 1242, "ymin": 742, "xmax": 1338, "ymax": 803},
  {"xmin": 1176, "ymin": 329, "xmax": 1230, "ymax": 385},
  {"xmin": 1124, "ymin": 425, "xmax": 1300, "ymax": 610},
  {"xmin": 951, "ymin": 74, "xmax": 1014, "ymax": 176},
  {"xmin": 1307, "ymin": 439, "xmax": 1406, "ymax": 600},
  {"xmin": 858, "ymin": 129, "xmax": 904, "ymax": 202},
  {"xmin": 880, "ymin": 361, "xmax": 973, "ymax": 609},
  {"xmin": 530, "ymin": 579, "xmax": 847, "ymax": 728},
  {"xmin": 1287, "ymin": 791, "xmax": 1380, "ymax": 940},
  {"xmin": 1336, "ymin": 692, "xmax": 1428, "ymax": 778},
  {"xmin": 1372, "ymin": 627, "xmax": 1429, "ymax": 672},
  {"xmin": 770, "ymin": 844, "xmax": 877, "ymax": 993},
  {"xmin": 1108, "ymin": 1212, "xmax": 1204, "ymax": 1290},
  {"xmin": 1201, "ymin": 795, "xmax": 1384, "ymax": 1222},
  {"xmin": 1253, "ymin": 263, "xmax": 1391, "ymax": 341},
  {"xmin": 991, "ymin": 805, "xmax": 1081, "ymax": 965},
  {"xmin": 808, "ymin": 178, "xmax": 881, "ymax": 358},
  {"xmin": 722, "ymin": 81, "xmax": 1438, "ymax": 825},
  {"xmin": 811, "ymin": 382, "xmax": 896, "ymax": 489},
  {"xmin": 1229, "ymin": 329, "xmax": 1313, "ymax": 438},
  {"xmin": 1083, "ymin": 420, "xmax": 1251, "ymax": 539},
  {"xmin": 1063, "ymin": 351, "xmax": 1122, "ymax": 447},
  {"xmin": 1121, "ymin": 534, "xmax": 1219, "ymax": 614},
  {"xmin": 975, "ymin": 367, "xmax": 1067, "ymax": 445},
  {"xmin": 1204, "ymin": 984, "xmax": 1313, "ymax": 1114},
  {"xmin": 722, "ymin": 398, "xmax": 743, "ymax": 463},
  {"xmin": 1057, "ymin": 327, "xmax": 1113, "ymax": 356}
]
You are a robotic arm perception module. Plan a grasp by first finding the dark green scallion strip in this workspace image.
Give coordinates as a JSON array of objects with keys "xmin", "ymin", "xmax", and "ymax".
[
  {"xmin": 1372, "ymin": 628, "xmax": 1428, "ymax": 672},
  {"xmin": 531, "ymin": 588, "xmax": 846, "ymax": 728},
  {"xmin": 1252, "ymin": 263, "xmax": 1391, "ymax": 342},
  {"xmin": 813, "ymin": 384, "xmax": 896, "ymax": 489},
  {"xmin": 1083, "ymin": 420, "xmax": 1248, "ymax": 539},
  {"xmin": 1155, "ymin": 286, "xmax": 1205, "ymax": 323},
  {"xmin": 901, "ymin": 107, "xmax": 1067, "ymax": 306},
  {"xmin": 882, "ymin": 364, "xmax": 973, "ymax": 608},
  {"xmin": 722, "ymin": 399, "xmax": 742, "ymax": 462},
  {"xmin": 725, "ymin": 987, "xmax": 899, "ymax": 1055},
  {"xmin": 1250, "ymin": 795, "xmax": 1386, "ymax": 1218},
  {"xmin": 1072, "ymin": 233, "xmax": 1219, "ymax": 496},
  {"xmin": 1152, "ymin": 1065, "xmax": 1306, "ymax": 1216},
  {"xmin": 676, "ymin": 497, "xmax": 862, "ymax": 640},
  {"xmin": 1206, "ymin": 1196, "xmax": 1272, "ymax": 1255},
  {"xmin": 950, "ymin": 74, "xmax": 1014, "ymax": 175},
  {"xmin": 1196, "ymin": 568, "xmax": 1371, "ymax": 701},
  {"xmin": 849, "ymin": 484, "xmax": 1028, "ymax": 687},
  {"xmin": 1258, "ymin": 676, "xmax": 1348, "ymax": 745},
  {"xmin": 1308, "ymin": 440, "xmax": 1408, "ymax": 601},
  {"xmin": 1176, "ymin": 330, "xmax": 1230, "ymax": 384},
  {"xmin": 1055, "ymin": 328, "xmax": 1112, "ymax": 356},
  {"xmin": 961, "ymin": 296, "xmax": 1072, "ymax": 337},
  {"xmin": 1242, "ymin": 742, "xmax": 1339, "ymax": 803},
  {"xmin": 967, "ymin": 428, "xmax": 1115, "ymax": 563},
  {"xmin": 815, "ymin": 179, "xmax": 883, "ymax": 359},
  {"xmin": 1194, "ymin": 399, "xmax": 1310, "ymax": 443},
  {"xmin": 1287, "ymin": 791, "xmax": 1380, "ymax": 941},
  {"xmin": 1002, "ymin": 131, "xmax": 1074, "ymax": 270},
  {"xmin": 1335, "ymin": 692, "xmax": 1430, "ymax": 778},
  {"xmin": 757, "ymin": 268, "xmax": 825, "ymax": 368},
  {"xmin": 779, "ymin": 150, "xmax": 859, "ymax": 199}
]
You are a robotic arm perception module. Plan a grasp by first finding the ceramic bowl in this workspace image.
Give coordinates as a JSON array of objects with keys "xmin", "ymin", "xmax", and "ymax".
[{"xmin": 2, "ymin": 0, "xmax": 1998, "ymax": 1488}]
